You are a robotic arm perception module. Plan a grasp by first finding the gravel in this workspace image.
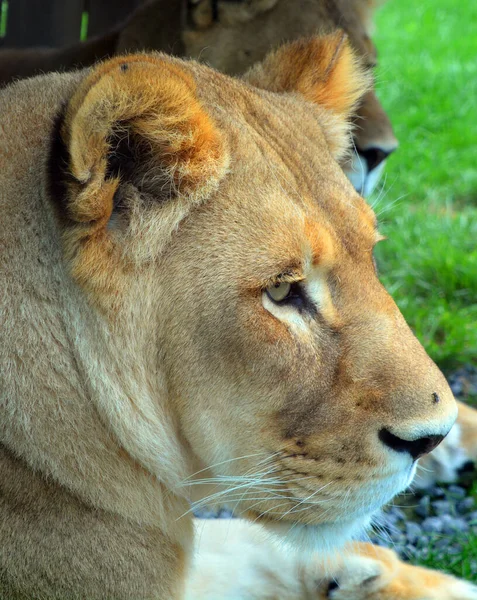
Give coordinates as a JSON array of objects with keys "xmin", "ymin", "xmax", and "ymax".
[
  {"xmin": 447, "ymin": 365, "xmax": 477, "ymax": 398},
  {"xmin": 369, "ymin": 470, "xmax": 477, "ymax": 562}
]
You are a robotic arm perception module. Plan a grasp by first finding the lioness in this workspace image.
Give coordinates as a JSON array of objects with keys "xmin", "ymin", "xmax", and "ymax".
[
  {"xmin": 0, "ymin": 33, "xmax": 473, "ymax": 598},
  {"xmin": 0, "ymin": 0, "xmax": 398, "ymax": 196}
]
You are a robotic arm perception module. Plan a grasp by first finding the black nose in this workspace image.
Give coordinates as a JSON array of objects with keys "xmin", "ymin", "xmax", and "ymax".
[
  {"xmin": 359, "ymin": 147, "xmax": 393, "ymax": 172},
  {"xmin": 379, "ymin": 428, "xmax": 445, "ymax": 460}
]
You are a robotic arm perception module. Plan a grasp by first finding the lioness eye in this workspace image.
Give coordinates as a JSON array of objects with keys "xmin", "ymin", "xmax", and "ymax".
[{"xmin": 266, "ymin": 281, "xmax": 291, "ymax": 303}]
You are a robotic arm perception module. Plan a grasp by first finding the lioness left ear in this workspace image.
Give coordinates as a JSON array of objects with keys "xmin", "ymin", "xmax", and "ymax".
[{"xmin": 244, "ymin": 32, "xmax": 372, "ymax": 160}]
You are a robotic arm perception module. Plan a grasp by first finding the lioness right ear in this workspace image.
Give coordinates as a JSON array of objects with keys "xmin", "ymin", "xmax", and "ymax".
[
  {"xmin": 61, "ymin": 54, "xmax": 228, "ymax": 227},
  {"xmin": 243, "ymin": 32, "xmax": 372, "ymax": 160},
  {"xmin": 56, "ymin": 55, "xmax": 229, "ymax": 291}
]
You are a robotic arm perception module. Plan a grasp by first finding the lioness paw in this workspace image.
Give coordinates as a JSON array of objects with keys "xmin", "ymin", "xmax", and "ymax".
[
  {"xmin": 315, "ymin": 554, "xmax": 388, "ymax": 599},
  {"xmin": 314, "ymin": 543, "xmax": 477, "ymax": 600}
]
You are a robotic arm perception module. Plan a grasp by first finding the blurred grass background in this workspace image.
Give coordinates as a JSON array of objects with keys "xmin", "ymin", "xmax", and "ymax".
[
  {"xmin": 374, "ymin": 0, "xmax": 477, "ymax": 581},
  {"xmin": 372, "ymin": 0, "xmax": 477, "ymax": 370}
]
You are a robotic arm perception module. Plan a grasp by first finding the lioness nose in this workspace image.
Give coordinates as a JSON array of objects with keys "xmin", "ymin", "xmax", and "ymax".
[
  {"xmin": 379, "ymin": 428, "xmax": 445, "ymax": 460},
  {"xmin": 359, "ymin": 147, "xmax": 393, "ymax": 172}
]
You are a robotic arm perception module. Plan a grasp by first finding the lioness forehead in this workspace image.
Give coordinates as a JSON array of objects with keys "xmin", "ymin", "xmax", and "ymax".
[{"xmin": 187, "ymin": 68, "xmax": 378, "ymax": 264}]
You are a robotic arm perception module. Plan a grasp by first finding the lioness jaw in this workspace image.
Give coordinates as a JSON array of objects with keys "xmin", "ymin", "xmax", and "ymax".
[{"xmin": 0, "ymin": 33, "xmax": 455, "ymax": 598}]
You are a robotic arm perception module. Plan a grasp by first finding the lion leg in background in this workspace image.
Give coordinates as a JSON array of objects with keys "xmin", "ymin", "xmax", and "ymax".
[
  {"xmin": 457, "ymin": 400, "xmax": 477, "ymax": 461},
  {"xmin": 185, "ymin": 519, "xmax": 477, "ymax": 599}
]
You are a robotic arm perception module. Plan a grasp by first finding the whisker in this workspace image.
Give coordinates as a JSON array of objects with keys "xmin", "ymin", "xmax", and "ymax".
[
  {"xmin": 179, "ymin": 451, "xmax": 271, "ymax": 484},
  {"xmin": 179, "ymin": 466, "xmax": 288, "ymax": 519}
]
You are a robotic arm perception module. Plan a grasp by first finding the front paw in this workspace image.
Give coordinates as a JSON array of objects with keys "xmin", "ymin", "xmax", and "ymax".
[
  {"xmin": 315, "ymin": 554, "xmax": 387, "ymax": 599},
  {"xmin": 313, "ymin": 543, "xmax": 477, "ymax": 600}
]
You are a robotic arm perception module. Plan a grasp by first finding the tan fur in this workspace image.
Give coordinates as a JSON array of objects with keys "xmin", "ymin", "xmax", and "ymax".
[
  {"xmin": 0, "ymin": 36, "xmax": 460, "ymax": 598},
  {"xmin": 0, "ymin": 0, "xmax": 397, "ymax": 178}
]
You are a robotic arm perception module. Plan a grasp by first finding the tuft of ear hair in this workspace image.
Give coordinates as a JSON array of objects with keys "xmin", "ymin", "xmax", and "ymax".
[
  {"xmin": 243, "ymin": 32, "xmax": 372, "ymax": 159},
  {"xmin": 244, "ymin": 31, "xmax": 371, "ymax": 119},
  {"xmin": 61, "ymin": 54, "xmax": 228, "ymax": 226}
]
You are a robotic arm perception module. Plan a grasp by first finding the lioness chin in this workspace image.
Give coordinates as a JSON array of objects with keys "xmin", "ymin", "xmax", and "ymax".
[{"xmin": 0, "ymin": 32, "xmax": 458, "ymax": 598}]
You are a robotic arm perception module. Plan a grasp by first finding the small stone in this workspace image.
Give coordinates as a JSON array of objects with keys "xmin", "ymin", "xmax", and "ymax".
[
  {"xmin": 389, "ymin": 507, "xmax": 406, "ymax": 521},
  {"xmin": 421, "ymin": 517, "xmax": 444, "ymax": 533},
  {"xmin": 456, "ymin": 497, "xmax": 475, "ymax": 514},
  {"xmin": 412, "ymin": 547, "xmax": 429, "ymax": 561},
  {"xmin": 447, "ymin": 366, "xmax": 477, "ymax": 396},
  {"xmin": 415, "ymin": 496, "xmax": 431, "ymax": 518},
  {"xmin": 435, "ymin": 538, "xmax": 450, "ymax": 550},
  {"xmin": 467, "ymin": 511, "xmax": 477, "ymax": 524},
  {"xmin": 447, "ymin": 485, "xmax": 466, "ymax": 499},
  {"xmin": 405, "ymin": 522, "xmax": 422, "ymax": 545},
  {"xmin": 452, "ymin": 518, "xmax": 469, "ymax": 533},
  {"xmin": 404, "ymin": 544, "xmax": 418, "ymax": 557},
  {"xmin": 440, "ymin": 515, "xmax": 468, "ymax": 534},
  {"xmin": 432, "ymin": 500, "xmax": 451, "ymax": 516},
  {"xmin": 449, "ymin": 379, "xmax": 463, "ymax": 396},
  {"xmin": 447, "ymin": 544, "xmax": 463, "ymax": 555},
  {"xmin": 429, "ymin": 486, "xmax": 446, "ymax": 498},
  {"xmin": 382, "ymin": 512, "xmax": 399, "ymax": 527},
  {"xmin": 418, "ymin": 535, "xmax": 430, "ymax": 547}
]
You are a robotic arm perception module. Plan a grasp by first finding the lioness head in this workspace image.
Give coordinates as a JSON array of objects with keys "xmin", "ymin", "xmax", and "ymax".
[
  {"xmin": 54, "ymin": 35, "xmax": 454, "ymax": 549},
  {"xmin": 182, "ymin": 0, "xmax": 398, "ymax": 195}
]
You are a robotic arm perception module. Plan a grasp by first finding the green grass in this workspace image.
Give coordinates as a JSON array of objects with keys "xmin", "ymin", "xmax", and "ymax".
[
  {"xmin": 410, "ymin": 481, "xmax": 477, "ymax": 581},
  {"xmin": 0, "ymin": 0, "xmax": 8, "ymax": 38},
  {"xmin": 80, "ymin": 11, "xmax": 89, "ymax": 42},
  {"xmin": 414, "ymin": 533, "xmax": 477, "ymax": 581},
  {"xmin": 373, "ymin": 0, "xmax": 477, "ymax": 582},
  {"xmin": 420, "ymin": 482, "xmax": 477, "ymax": 580},
  {"xmin": 372, "ymin": 0, "xmax": 477, "ymax": 371}
]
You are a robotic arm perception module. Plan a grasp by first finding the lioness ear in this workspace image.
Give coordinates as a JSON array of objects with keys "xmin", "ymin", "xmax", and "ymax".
[
  {"xmin": 243, "ymin": 32, "xmax": 372, "ymax": 160},
  {"xmin": 61, "ymin": 54, "xmax": 228, "ymax": 227}
]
